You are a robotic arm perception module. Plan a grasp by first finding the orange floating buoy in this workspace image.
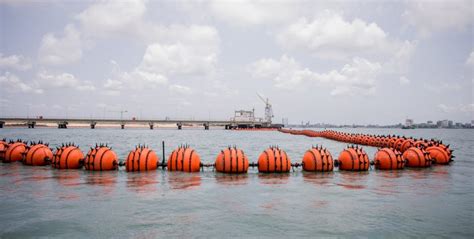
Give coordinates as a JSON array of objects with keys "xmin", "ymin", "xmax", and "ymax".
[
  {"xmin": 125, "ymin": 145, "xmax": 159, "ymax": 172},
  {"xmin": 167, "ymin": 145, "xmax": 201, "ymax": 172},
  {"xmin": 337, "ymin": 146, "xmax": 370, "ymax": 171},
  {"xmin": 426, "ymin": 146, "xmax": 451, "ymax": 165},
  {"xmin": 402, "ymin": 147, "xmax": 432, "ymax": 168},
  {"xmin": 51, "ymin": 144, "xmax": 84, "ymax": 169},
  {"xmin": 3, "ymin": 140, "xmax": 27, "ymax": 163},
  {"xmin": 215, "ymin": 146, "xmax": 249, "ymax": 173},
  {"xmin": 400, "ymin": 138, "xmax": 414, "ymax": 153},
  {"xmin": 373, "ymin": 148, "xmax": 404, "ymax": 170},
  {"xmin": 257, "ymin": 146, "xmax": 291, "ymax": 173},
  {"xmin": 84, "ymin": 144, "xmax": 118, "ymax": 171},
  {"xmin": 0, "ymin": 139, "xmax": 8, "ymax": 161},
  {"xmin": 301, "ymin": 146, "xmax": 333, "ymax": 172},
  {"xmin": 22, "ymin": 142, "xmax": 53, "ymax": 166}
]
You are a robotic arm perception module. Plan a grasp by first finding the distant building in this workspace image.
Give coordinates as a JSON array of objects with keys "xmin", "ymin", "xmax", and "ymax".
[
  {"xmin": 436, "ymin": 120, "xmax": 442, "ymax": 127},
  {"xmin": 471, "ymin": 120, "xmax": 474, "ymax": 127},
  {"xmin": 405, "ymin": 119, "xmax": 414, "ymax": 127},
  {"xmin": 440, "ymin": 120, "xmax": 449, "ymax": 128},
  {"xmin": 427, "ymin": 120, "xmax": 433, "ymax": 125},
  {"xmin": 448, "ymin": 120, "xmax": 453, "ymax": 128}
]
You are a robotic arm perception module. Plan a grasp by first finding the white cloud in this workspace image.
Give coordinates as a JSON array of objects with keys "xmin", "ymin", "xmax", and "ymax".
[
  {"xmin": 250, "ymin": 55, "xmax": 381, "ymax": 96},
  {"xmin": 0, "ymin": 53, "xmax": 32, "ymax": 71},
  {"xmin": 277, "ymin": 11, "xmax": 393, "ymax": 59},
  {"xmin": 76, "ymin": 0, "xmax": 147, "ymax": 38},
  {"xmin": 169, "ymin": 84, "xmax": 192, "ymax": 95},
  {"xmin": 466, "ymin": 51, "xmax": 474, "ymax": 66},
  {"xmin": 139, "ymin": 42, "xmax": 217, "ymax": 76},
  {"xmin": 38, "ymin": 24, "xmax": 83, "ymax": 65},
  {"xmin": 36, "ymin": 70, "xmax": 95, "ymax": 91},
  {"xmin": 383, "ymin": 40, "xmax": 417, "ymax": 75},
  {"xmin": 438, "ymin": 103, "xmax": 474, "ymax": 113},
  {"xmin": 0, "ymin": 72, "xmax": 43, "ymax": 94},
  {"xmin": 424, "ymin": 82, "xmax": 462, "ymax": 93},
  {"xmin": 207, "ymin": 0, "xmax": 298, "ymax": 26},
  {"xmin": 403, "ymin": 0, "xmax": 473, "ymax": 36},
  {"xmin": 399, "ymin": 76, "xmax": 410, "ymax": 85}
]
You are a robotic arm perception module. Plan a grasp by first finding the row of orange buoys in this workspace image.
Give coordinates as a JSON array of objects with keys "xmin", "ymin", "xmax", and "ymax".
[
  {"xmin": 0, "ymin": 131, "xmax": 453, "ymax": 174},
  {"xmin": 279, "ymin": 129, "xmax": 454, "ymax": 165}
]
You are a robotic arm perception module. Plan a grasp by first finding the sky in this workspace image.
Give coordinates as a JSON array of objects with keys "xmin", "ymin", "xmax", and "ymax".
[{"xmin": 0, "ymin": 0, "xmax": 473, "ymax": 125}]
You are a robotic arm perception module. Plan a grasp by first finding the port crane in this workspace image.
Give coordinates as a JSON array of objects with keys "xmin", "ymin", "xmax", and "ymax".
[{"xmin": 257, "ymin": 93, "xmax": 273, "ymax": 125}]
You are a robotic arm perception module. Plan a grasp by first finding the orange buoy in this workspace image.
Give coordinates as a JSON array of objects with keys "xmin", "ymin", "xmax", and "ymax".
[
  {"xmin": 167, "ymin": 145, "xmax": 201, "ymax": 172},
  {"xmin": 257, "ymin": 146, "xmax": 291, "ymax": 173},
  {"xmin": 215, "ymin": 146, "xmax": 249, "ymax": 173},
  {"xmin": 400, "ymin": 138, "xmax": 414, "ymax": 153},
  {"xmin": 337, "ymin": 146, "xmax": 370, "ymax": 171},
  {"xmin": 373, "ymin": 148, "xmax": 404, "ymax": 170},
  {"xmin": 51, "ymin": 144, "xmax": 84, "ymax": 169},
  {"xmin": 3, "ymin": 141, "xmax": 27, "ymax": 163},
  {"xmin": 126, "ymin": 145, "xmax": 159, "ymax": 172},
  {"xmin": 84, "ymin": 144, "xmax": 118, "ymax": 171},
  {"xmin": 22, "ymin": 143, "xmax": 53, "ymax": 166},
  {"xmin": 0, "ymin": 139, "xmax": 8, "ymax": 161},
  {"xmin": 402, "ymin": 147, "xmax": 432, "ymax": 167},
  {"xmin": 426, "ymin": 146, "xmax": 451, "ymax": 165},
  {"xmin": 301, "ymin": 146, "xmax": 333, "ymax": 172}
]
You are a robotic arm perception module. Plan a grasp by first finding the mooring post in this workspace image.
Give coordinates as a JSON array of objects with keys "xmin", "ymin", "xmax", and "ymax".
[
  {"xmin": 121, "ymin": 122, "xmax": 125, "ymax": 129},
  {"xmin": 90, "ymin": 121, "xmax": 96, "ymax": 129},
  {"xmin": 0, "ymin": 121, "xmax": 4, "ymax": 128},
  {"xmin": 162, "ymin": 140, "xmax": 166, "ymax": 169},
  {"xmin": 204, "ymin": 122, "xmax": 209, "ymax": 130},
  {"xmin": 177, "ymin": 122, "xmax": 182, "ymax": 130},
  {"xmin": 149, "ymin": 122, "xmax": 154, "ymax": 130}
]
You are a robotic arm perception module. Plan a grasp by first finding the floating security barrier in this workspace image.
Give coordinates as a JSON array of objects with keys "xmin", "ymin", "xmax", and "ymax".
[
  {"xmin": 125, "ymin": 145, "xmax": 159, "ymax": 172},
  {"xmin": 22, "ymin": 141, "xmax": 53, "ymax": 166},
  {"xmin": 373, "ymin": 148, "xmax": 404, "ymax": 170},
  {"xmin": 84, "ymin": 144, "xmax": 118, "ymax": 171},
  {"xmin": 51, "ymin": 143, "xmax": 84, "ymax": 169},
  {"xmin": 257, "ymin": 146, "xmax": 291, "ymax": 173},
  {"xmin": 301, "ymin": 145, "xmax": 334, "ymax": 172},
  {"xmin": 0, "ymin": 128, "xmax": 455, "ymax": 174},
  {"xmin": 167, "ymin": 145, "xmax": 201, "ymax": 172},
  {"xmin": 337, "ymin": 146, "xmax": 370, "ymax": 171},
  {"xmin": 215, "ymin": 146, "xmax": 249, "ymax": 174}
]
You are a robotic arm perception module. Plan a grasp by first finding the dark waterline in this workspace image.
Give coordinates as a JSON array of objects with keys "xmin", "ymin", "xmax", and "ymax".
[{"xmin": 1, "ymin": 128, "xmax": 473, "ymax": 238}]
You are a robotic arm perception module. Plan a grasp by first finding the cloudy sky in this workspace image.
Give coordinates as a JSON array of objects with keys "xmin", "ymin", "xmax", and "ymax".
[{"xmin": 0, "ymin": 0, "xmax": 473, "ymax": 125}]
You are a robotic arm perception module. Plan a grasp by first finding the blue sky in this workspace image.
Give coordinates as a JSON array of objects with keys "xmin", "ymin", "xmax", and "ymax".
[{"xmin": 0, "ymin": 0, "xmax": 472, "ymax": 125}]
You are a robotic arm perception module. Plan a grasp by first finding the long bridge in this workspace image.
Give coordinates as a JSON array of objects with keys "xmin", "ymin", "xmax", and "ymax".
[{"xmin": 0, "ymin": 117, "xmax": 282, "ymax": 130}]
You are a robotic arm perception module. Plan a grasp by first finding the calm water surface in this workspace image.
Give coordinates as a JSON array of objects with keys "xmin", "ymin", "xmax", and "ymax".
[{"xmin": 0, "ymin": 128, "xmax": 473, "ymax": 238}]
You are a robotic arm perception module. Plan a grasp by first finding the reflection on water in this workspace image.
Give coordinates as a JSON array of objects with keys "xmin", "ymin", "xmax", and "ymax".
[
  {"xmin": 337, "ymin": 171, "xmax": 369, "ymax": 190},
  {"xmin": 53, "ymin": 170, "xmax": 81, "ymax": 187},
  {"xmin": 126, "ymin": 172, "xmax": 159, "ymax": 194},
  {"xmin": 167, "ymin": 172, "xmax": 201, "ymax": 190},
  {"xmin": 302, "ymin": 171, "xmax": 335, "ymax": 186},
  {"xmin": 257, "ymin": 173, "xmax": 290, "ymax": 185},
  {"xmin": 214, "ymin": 173, "xmax": 248, "ymax": 185}
]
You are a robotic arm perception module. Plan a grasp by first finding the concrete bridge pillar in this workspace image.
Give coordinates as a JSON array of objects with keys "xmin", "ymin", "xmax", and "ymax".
[
  {"xmin": 90, "ymin": 121, "xmax": 97, "ymax": 129},
  {"xmin": 58, "ymin": 121, "xmax": 68, "ymax": 129},
  {"xmin": 27, "ymin": 121, "xmax": 36, "ymax": 128},
  {"xmin": 177, "ymin": 122, "xmax": 182, "ymax": 130}
]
